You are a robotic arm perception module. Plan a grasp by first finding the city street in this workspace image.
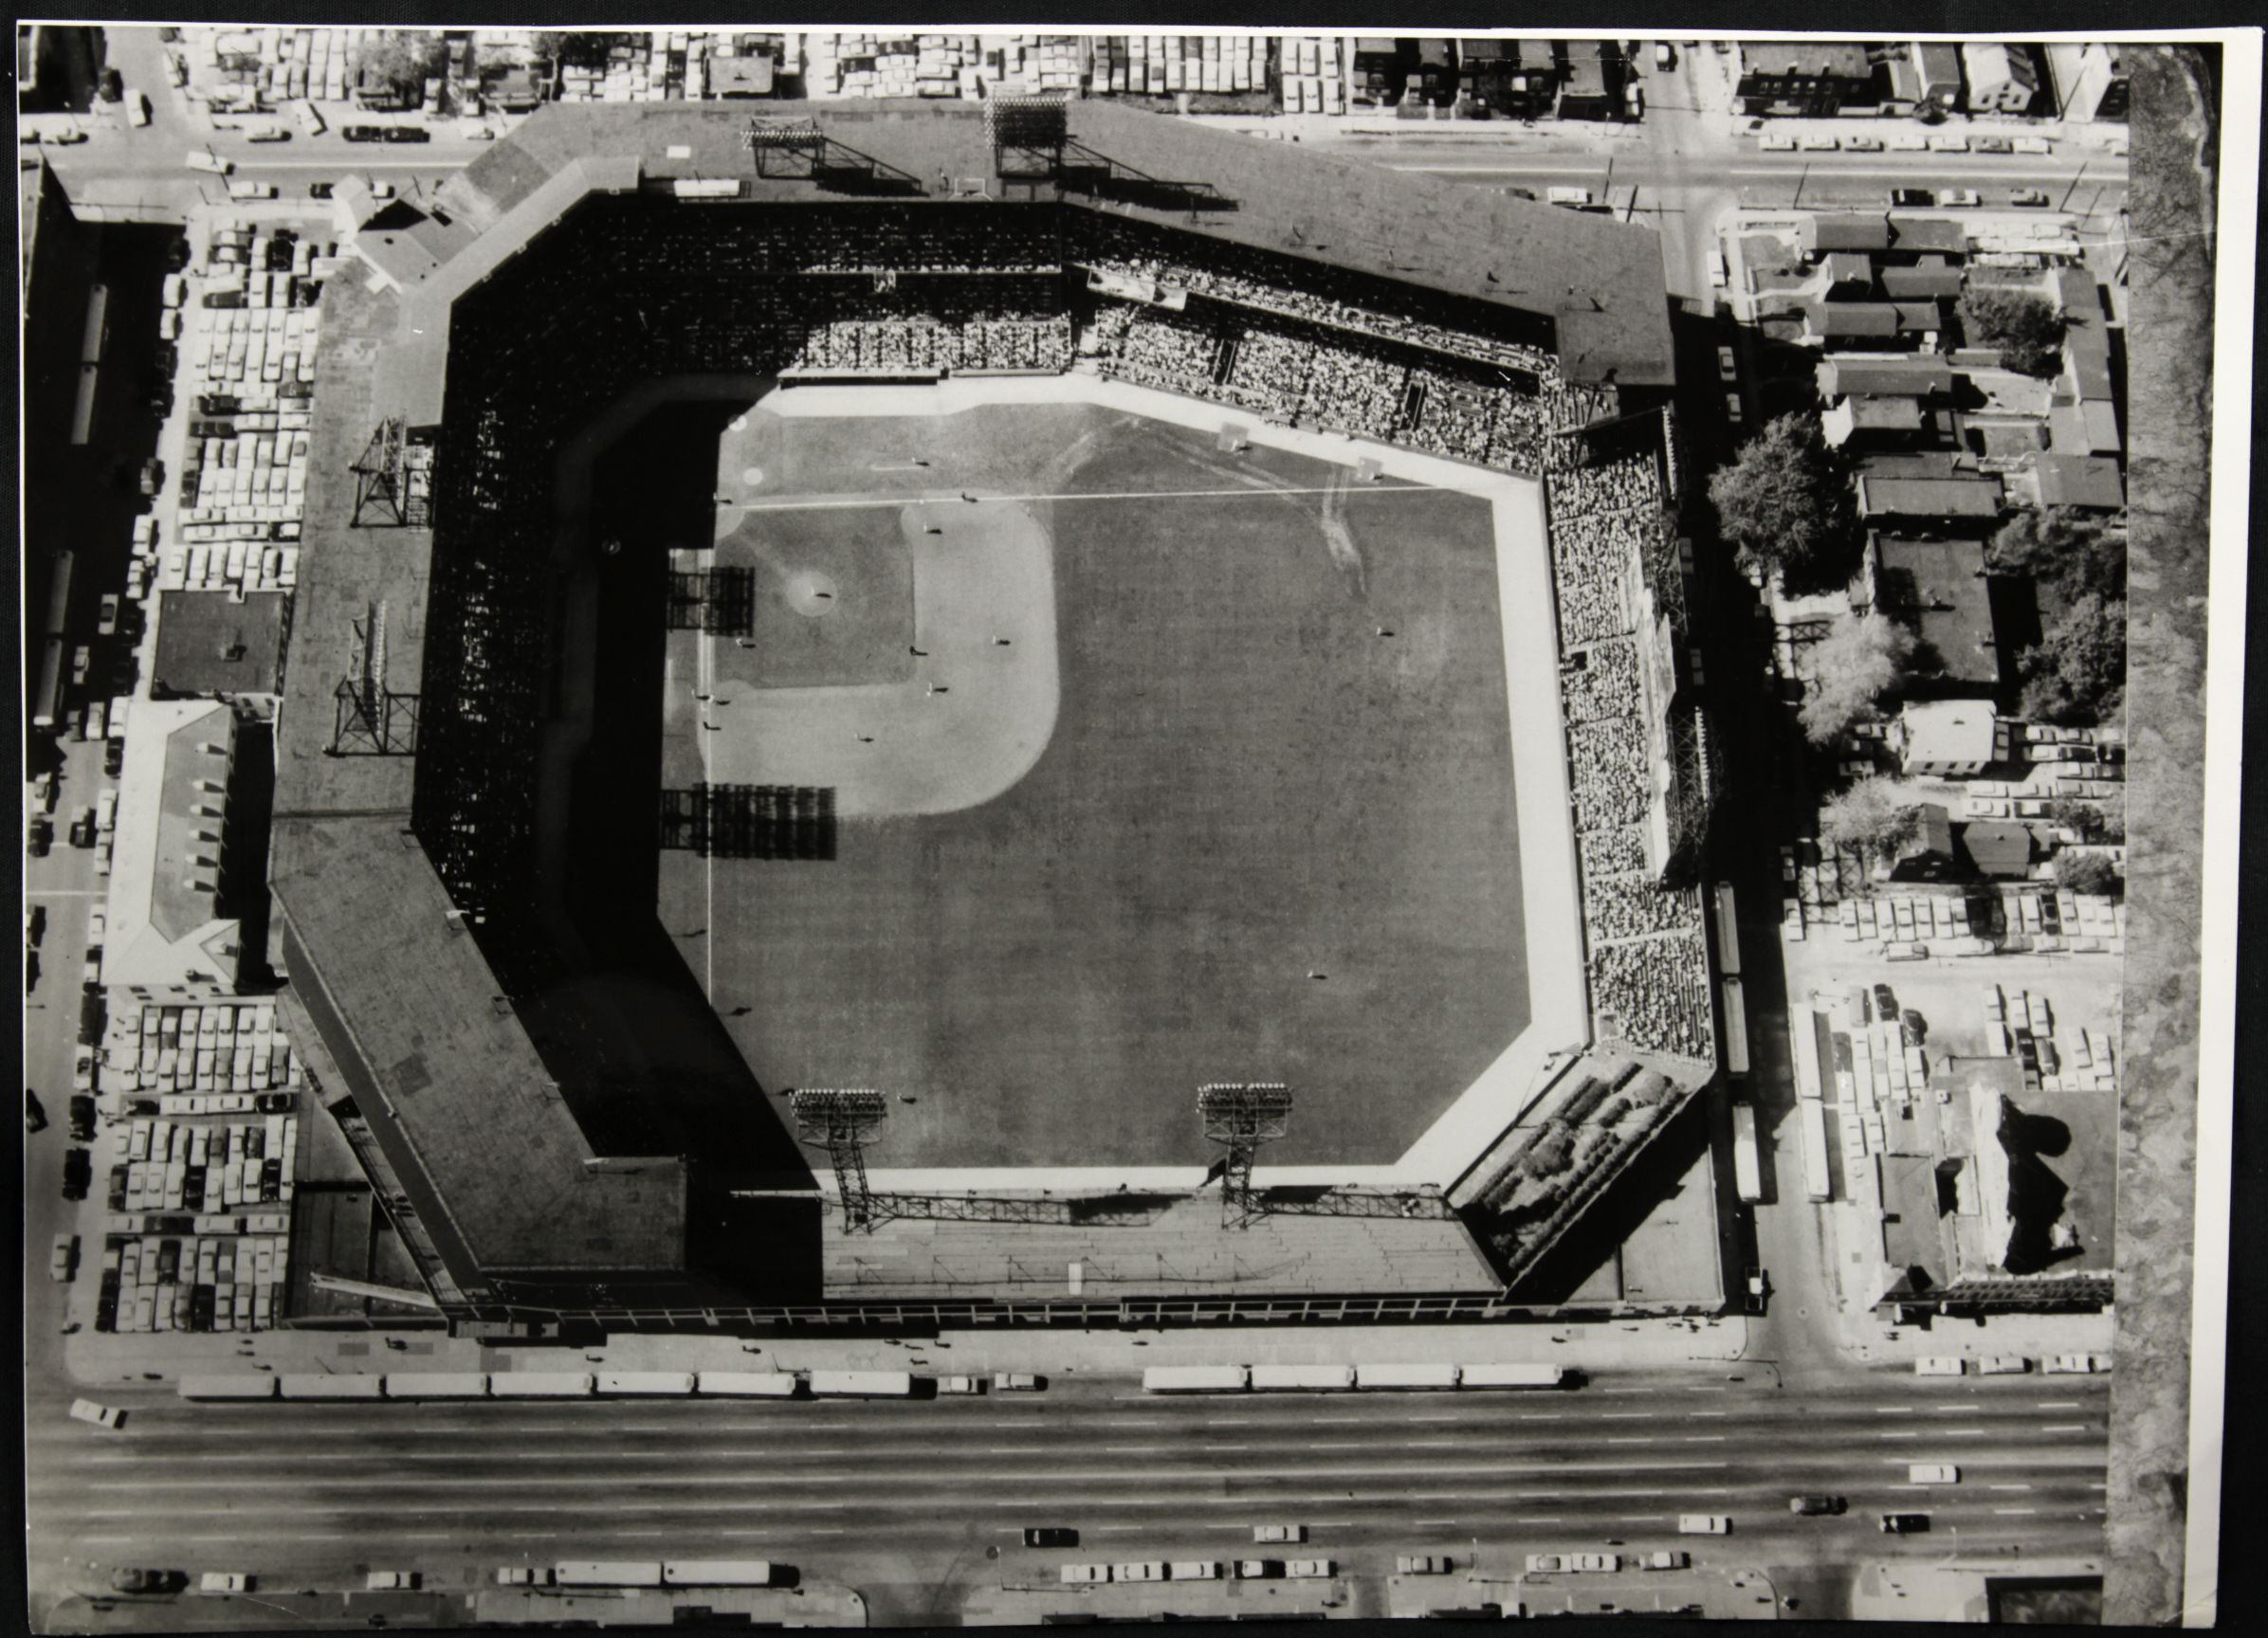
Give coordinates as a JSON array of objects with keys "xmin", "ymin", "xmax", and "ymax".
[{"xmin": 28, "ymin": 1368, "xmax": 2107, "ymax": 1628}]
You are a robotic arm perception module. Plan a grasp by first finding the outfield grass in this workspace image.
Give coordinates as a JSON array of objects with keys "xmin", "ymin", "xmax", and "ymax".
[{"xmin": 665, "ymin": 398, "xmax": 1527, "ymax": 1168}]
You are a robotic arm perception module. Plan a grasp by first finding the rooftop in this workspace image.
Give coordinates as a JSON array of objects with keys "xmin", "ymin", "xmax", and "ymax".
[
  {"xmin": 1857, "ymin": 473, "xmax": 2005, "ymax": 519},
  {"xmin": 2035, "ymin": 453, "xmax": 2126, "ymax": 510},
  {"xmin": 151, "ymin": 589, "xmax": 290, "ymax": 699},
  {"xmin": 1873, "ymin": 535, "xmax": 2002, "ymax": 688},
  {"xmin": 1958, "ymin": 820, "xmax": 2034, "ymax": 879},
  {"xmin": 101, "ymin": 700, "xmax": 240, "ymax": 996},
  {"xmin": 1819, "ymin": 356, "xmax": 1953, "ymax": 399},
  {"xmin": 1900, "ymin": 699, "xmax": 2004, "ymax": 765}
]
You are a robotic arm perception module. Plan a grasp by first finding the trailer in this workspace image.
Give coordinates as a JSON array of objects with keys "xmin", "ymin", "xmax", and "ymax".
[
  {"xmin": 1456, "ymin": 1363, "xmax": 1570, "ymax": 1390},
  {"xmin": 489, "ymin": 1373, "xmax": 594, "ymax": 1398},
  {"xmin": 594, "ymin": 1371, "xmax": 695, "ymax": 1397},
  {"xmin": 662, "ymin": 1561, "xmax": 774, "ymax": 1587},
  {"xmin": 278, "ymin": 1374, "xmax": 384, "ymax": 1399},
  {"xmin": 1799, "ymin": 1100, "xmax": 1833, "ymax": 1202},
  {"xmin": 1730, "ymin": 1101, "xmax": 1765, "ymax": 1205},
  {"xmin": 696, "ymin": 1371, "xmax": 800, "ymax": 1397},
  {"xmin": 177, "ymin": 1374, "xmax": 278, "ymax": 1399},
  {"xmin": 1721, "ymin": 976, "xmax": 1750, "ymax": 1077},
  {"xmin": 383, "ymin": 1373, "xmax": 490, "ymax": 1400},
  {"xmin": 805, "ymin": 1370, "xmax": 913, "ymax": 1398},
  {"xmin": 1353, "ymin": 1363, "xmax": 1461, "ymax": 1392},
  {"xmin": 1142, "ymin": 1365, "xmax": 1250, "ymax": 1394},
  {"xmin": 1249, "ymin": 1364, "xmax": 1355, "ymax": 1392},
  {"xmin": 555, "ymin": 1562, "xmax": 664, "ymax": 1588},
  {"xmin": 1712, "ymin": 884, "xmax": 1741, "ymax": 977}
]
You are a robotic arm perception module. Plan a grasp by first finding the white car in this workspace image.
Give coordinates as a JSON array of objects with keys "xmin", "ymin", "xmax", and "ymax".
[
  {"xmin": 1112, "ymin": 1562, "xmax": 1165, "ymax": 1583},
  {"xmin": 1914, "ymin": 1356, "xmax": 1965, "ymax": 1377},
  {"xmin": 1978, "ymin": 1356, "xmax": 2031, "ymax": 1375},
  {"xmin": 1798, "ymin": 135, "xmax": 1838, "ymax": 152},
  {"xmin": 1761, "ymin": 133, "xmax": 1797, "ymax": 152},
  {"xmin": 496, "ymin": 1568, "xmax": 556, "ymax": 1586},
  {"xmin": 1253, "ymin": 1524, "xmax": 1305, "ymax": 1544},
  {"xmin": 69, "ymin": 1399, "xmax": 125, "ymax": 1429},
  {"xmin": 992, "ymin": 1372, "xmax": 1041, "ymax": 1392},
  {"xmin": 1943, "ymin": 189, "xmax": 1983, "ymax": 208},
  {"xmin": 1677, "ymin": 1515, "xmax": 1729, "ymax": 1536},
  {"xmin": 2044, "ymin": 1354, "xmax": 2103, "ymax": 1374},
  {"xmin": 199, "ymin": 1573, "xmax": 251, "ymax": 1592},
  {"xmin": 1284, "ymin": 1559, "xmax": 1334, "ymax": 1579},
  {"xmin": 128, "ymin": 93, "xmax": 151, "ymax": 127},
  {"xmin": 1526, "ymin": 1555, "xmax": 1567, "ymax": 1574},
  {"xmin": 1060, "ymin": 1564, "xmax": 1110, "ymax": 1586},
  {"xmin": 366, "ymin": 1572, "xmax": 420, "ymax": 1591},
  {"xmin": 1909, "ymin": 1465, "xmax": 1960, "ymax": 1484},
  {"xmin": 936, "ymin": 1374, "xmax": 983, "ymax": 1394},
  {"xmin": 1236, "ymin": 1560, "xmax": 1283, "ymax": 1580},
  {"xmin": 1573, "ymin": 1554, "xmax": 1619, "ymax": 1574},
  {"xmin": 1644, "ymin": 1551, "xmax": 1690, "ymax": 1571},
  {"xmin": 1167, "ymin": 1562, "xmax": 1219, "ymax": 1581},
  {"xmin": 1397, "ymin": 1555, "xmax": 1453, "ymax": 1574}
]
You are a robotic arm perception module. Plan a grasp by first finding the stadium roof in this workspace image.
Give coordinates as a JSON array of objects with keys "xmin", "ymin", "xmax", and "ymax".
[{"xmin": 430, "ymin": 100, "xmax": 1674, "ymax": 388}]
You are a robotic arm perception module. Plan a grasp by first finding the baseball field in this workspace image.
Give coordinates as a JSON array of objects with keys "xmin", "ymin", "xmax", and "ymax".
[{"xmin": 656, "ymin": 390, "xmax": 1530, "ymax": 1170}]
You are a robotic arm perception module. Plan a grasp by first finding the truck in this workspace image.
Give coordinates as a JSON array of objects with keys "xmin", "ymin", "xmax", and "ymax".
[
  {"xmin": 489, "ymin": 1373, "xmax": 594, "ymax": 1398},
  {"xmin": 1712, "ymin": 884, "xmax": 1740, "ymax": 975},
  {"xmin": 1721, "ymin": 976, "xmax": 1750, "ymax": 1076},
  {"xmin": 185, "ymin": 150, "xmax": 234, "ymax": 175},
  {"xmin": 1142, "ymin": 1365, "xmax": 1249, "ymax": 1394},
  {"xmin": 662, "ymin": 1561, "xmax": 773, "ymax": 1587},
  {"xmin": 1457, "ymin": 1362, "xmax": 1569, "ymax": 1390},
  {"xmin": 697, "ymin": 1370, "xmax": 800, "ymax": 1397},
  {"xmin": 1249, "ymin": 1364, "xmax": 1354, "ymax": 1392},
  {"xmin": 1353, "ymin": 1363, "xmax": 1460, "ymax": 1392},
  {"xmin": 279, "ymin": 1374, "xmax": 384, "ymax": 1399},
  {"xmin": 805, "ymin": 1369, "xmax": 912, "ymax": 1398},
  {"xmin": 1730, "ymin": 1101, "xmax": 1764, "ymax": 1204},
  {"xmin": 556, "ymin": 1563, "xmax": 664, "ymax": 1588},
  {"xmin": 382, "ymin": 1372, "xmax": 490, "ymax": 1399},
  {"xmin": 594, "ymin": 1371, "xmax": 695, "ymax": 1396}
]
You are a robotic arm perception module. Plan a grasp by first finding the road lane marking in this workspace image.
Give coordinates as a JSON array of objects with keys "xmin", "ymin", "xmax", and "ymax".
[
  {"xmin": 2040, "ymin": 1425, "xmax": 2088, "ymax": 1433},
  {"xmin": 1987, "ymin": 1484, "xmax": 2033, "ymax": 1492},
  {"xmin": 1414, "ymin": 1519, "xmax": 1461, "ymax": 1526},
  {"xmin": 1874, "ymin": 1406, "xmax": 1913, "ymax": 1415},
  {"xmin": 2035, "ymin": 1402, "xmax": 2082, "ymax": 1410},
  {"xmin": 1994, "ymin": 1507, "xmax": 2039, "ymax": 1516},
  {"xmin": 1877, "ymin": 1431, "xmax": 1917, "ymax": 1440},
  {"xmin": 1683, "ymin": 1436, "xmax": 1727, "ymax": 1444}
]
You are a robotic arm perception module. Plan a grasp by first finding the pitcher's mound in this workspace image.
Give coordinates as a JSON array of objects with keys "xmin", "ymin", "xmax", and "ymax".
[{"xmin": 786, "ymin": 570, "xmax": 841, "ymax": 617}]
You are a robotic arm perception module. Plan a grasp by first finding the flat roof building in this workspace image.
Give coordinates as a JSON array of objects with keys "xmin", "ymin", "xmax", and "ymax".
[
  {"xmin": 151, "ymin": 588, "xmax": 290, "ymax": 700},
  {"xmin": 100, "ymin": 700, "xmax": 245, "ymax": 1001},
  {"xmin": 1871, "ymin": 535, "xmax": 2003, "ymax": 692},
  {"xmin": 1895, "ymin": 700, "xmax": 2012, "ymax": 777}
]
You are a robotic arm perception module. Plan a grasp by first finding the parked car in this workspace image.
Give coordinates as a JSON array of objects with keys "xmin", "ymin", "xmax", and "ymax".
[
  {"xmin": 1873, "ymin": 983, "xmax": 1897, "ymax": 1017},
  {"xmin": 1881, "ymin": 1513, "xmax": 1931, "ymax": 1534},
  {"xmin": 1842, "ymin": 134, "xmax": 1882, "ymax": 151},
  {"xmin": 50, "ymin": 1234, "xmax": 79, "ymax": 1281},
  {"xmin": 2009, "ymin": 188, "xmax": 2051, "ymax": 207},
  {"xmin": 1113, "ymin": 1562, "xmax": 1165, "ymax": 1583},
  {"xmin": 365, "ymin": 1572, "xmax": 420, "ymax": 1591},
  {"xmin": 1978, "ymin": 1355, "xmax": 2030, "ymax": 1375},
  {"xmin": 993, "ymin": 1372, "xmax": 1043, "ymax": 1392},
  {"xmin": 1397, "ymin": 1555, "xmax": 1453, "ymax": 1574},
  {"xmin": 1236, "ymin": 1560, "xmax": 1285, "ymax": 1580},
  {"xmin": 1943, "ymin": 189, "xmax": 1983, "ymax": 208},
  {"xmin": 71, "ymin": 1398, "xmax": 125, "ymax": 1429},
  {"xmin": 938, "ymin": 1374, "xmax": 984, "ymax": 1395},
  {"xmin": 1024, "ymin": 1528, "xmax": 1077, "ymax": 1549},
  {"xmin": 1572, "ymin": 1554, "xmax": 1619, "ymax": 1574},
  {"xmin": 308, "ymin": 180, "xmax": 335, "ymax": 199},
  {"xmin": 110, "ymin": 1568, "xmax": 186, "ymax": 1593},
  {"xmin": 62, "ymin": 1147, "xmax": 93, "ymax": 1200},
  {"xmin": 137, "ymin": 458, "xmax": 165, "ymax": 497},
  {"xmin": 1974, "ymin": 135, "xmax": 2013, "ymax": 154},
  {"xmin": 1890, "ymin": 187, "xmax": 1936, "ymax": 208},
  {"xmin": 1253, "ymin": 1525, "xmax": 1306, "ymax": 1544},
  {"xmin": 2044, "ymin": 1353, "xmax": 2104, "ymax": 1374},
  {"xmin": 1059, "ymin": 1563, "xmax": 1109, "ymax": 1586},
  {"xmin": 495, "ymin": 1568, "xmax": 555, "ymax": 1586},
  {"xmin": 1789, "ymin": 1495, "xmax": 1845, "ymax": 1516},
  {"xmin": 1168, "ymin": 1561, "xmax": 1219, "ymax": 1581},
  {"xmin": 98, "ymin": 594, "xmax": 120, "ymax": 636},
  {"xmin": 1285, "ymin": 1559, "xmax": 1334, "ymax": 1579},
  {"xmin": 1526, "ymin": 1555, "xmax": 1567, "ymax": 1574},
  {"xmin": 1761, "ymin": 133, "xmax": 1797, "ymax": 151},
  {"xmin": 380, "ymin": 124, "xmax": 432, "ymax": 143},
  {"xmin": 28, "ymin": 816, "xmax": 53, "ymax": 857},
  {"xmin": 342, "ymin": 125, "xmax": 387, "ymax": 142}
]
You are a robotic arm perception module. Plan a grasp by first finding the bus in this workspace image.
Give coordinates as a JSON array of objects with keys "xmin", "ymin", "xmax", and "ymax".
[
  {"xmin": 805, "ymin": 1370, "xmax": 912, "ymax": 1398},
  {"xmin": 696, "ymin": 1371, "xmax": 799, "ymax": 1397},
  {"xmin": 1249, "ymin": 1364, "xmax": 1354, "ymax": 1392},
  {"xmin": 1720, "ymin": 975, "xmax": 1750, "ymax": 1077},
  {"xmin": 594, "ymin": 1371, "xmax": 695, "ymax": 1396},
  {"xmin": 662, "ymin": 1561, "xmax": 774, "ymax": 1587},
  {"xmin": 1799, "ymin": 1101, "xmax": 1833, "ymax": 1202},
  {"xmin": 382, "ymin": 1373, "xmax": 490, "ymax": 1399},
  {"xmin": 556, "ymin": 1563, "xmax": 663, "ymax": 1588},
  {"xmin": 33, "ymin": 637, "xmax": 69, "ymax": 731},
  {"xmin": 1730, "ymin": 1101, "xmax": 1764, "ymax": 1204},
  {"xmin": 1142, "ymin": 1365, "xmax": 1250, "ymax": 1394},
  {"xmin": 1712, "ymin": 884, "xmax": 1741, "ymax": 977},
  {"xmin": 1353, "ymin": 1363, "xmax": 1460, "ymax": 1392}
]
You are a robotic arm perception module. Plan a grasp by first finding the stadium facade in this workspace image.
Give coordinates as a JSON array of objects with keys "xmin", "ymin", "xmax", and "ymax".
[{"xmin": 266, "ymin": 101, "xmax": 1726, "ymax": 1332}]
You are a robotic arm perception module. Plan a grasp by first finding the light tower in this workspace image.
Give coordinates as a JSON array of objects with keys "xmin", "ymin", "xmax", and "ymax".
[
  {"xmin": 790, "ymin": 1089, "xmax": 887, "ymax": 1232},
  {"xmin": 1197, "ymin": 1082, "xmax": 1293, "ymax": 1228}
]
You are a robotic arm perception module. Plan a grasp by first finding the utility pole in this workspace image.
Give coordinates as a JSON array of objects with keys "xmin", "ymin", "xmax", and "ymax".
[{"xmin": 2058, "ymin": 157, "xmax": 2087, "ymax": 214}]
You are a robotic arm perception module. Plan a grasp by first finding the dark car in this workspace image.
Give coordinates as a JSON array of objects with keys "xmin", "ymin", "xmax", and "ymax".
[
  {"xmin": 380, "ymin": 124, "xmax": 431, "ymax": 143},
  {"xmin": 68, "ymin": 812, "xmax": 97, "ymax": 848},
  {"xmin": 1901, "ymin": 1009, "xmax": 1928, "ymax": 1044},
  {"xmin": 69, "ymin": 1093, "xmax": 97, "ymax": 1139},
  {"xmin": 198, "ymin": 392, "xmax": 242, "ymax": 414},
  {"xmin": 104, "ymin": 740, "xmax": 125, "ymax": 777},
  {"xmin": 24, "ymin": 951, "xmax": 39, "ymax": 993},
  {"xmin": 2009, "ymin": 188, "xmax": 2050, "ymax": 207},
  {"xmin": 99, "ymin": 67, "xmax": 125, "ymax": 102},
  {"xmin": 137, "ymin": 458, "xmax": 165, "ymax": 498},
  {"xmin": 155, "ymin": 1239, "xmax": 181, "ymax": 1283},
  {"xmin": 1873, "ymin": 983, "xmax": 1896, "ymax": 1018},
  {"xmin": 1880, "ymin": 1513, "xmax": 1930, "ymax": 1535},
  {"xmin": 165, "ymin": 237, "xmax": 192, "ymax": 272},
  {"xmin": 1024, "ymin": 1528, "xmax": 1078, "ymax": 1549},
  {"xmin": 28, "ymin": 816, "xmax": 52, "ymax": 857},
  {"xmin": 1788, "ymin": 1495, "xmax": 1846, "ymax": 1517},
  {"xmin": 128, "ymin": 1098, "xmax": 160, "ymax": 1117},
  {"xmin": 189, "ymin": 420, "xmax": 236, "ymax": 440},
  {"xmin": 254, "ymin": 1091, "xmax": 297, "ymax": 1114},
  {"xmin": 308, "ymin": 180, "xmax": 335, "ymax": 199},
  {"xmin": 109, "ymin": 1568, "xmax": 189, "ymax": 1594},
  {"xmin": 62, "ymin": 1148, "xmax": 93, "ymax": 1201},
  {"xmin": 342, "ymin": 125, "xmax": 386, "ymax": 142},
  {"xmin": 1889, "ymin": 187, "xmax": 1935, "ymax": 209},
  {"xmin": 189, "ymin": 1284, "xmax": 216, "ymax": 1331}
]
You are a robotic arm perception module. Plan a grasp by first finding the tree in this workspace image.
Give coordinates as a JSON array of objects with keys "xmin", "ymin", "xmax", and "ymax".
[
  {"xmin": 1991, "ymin": 507, "xmax": 2126, "ymax": 601},
  {"xmin": 2054, "ymin": 851, "xmax": 2121, "ymax": 898},
  {"xmin": 1820, "ymin": 775, "xmax": 1932, "ymax": 861},
  {"xmin": 357, "ymin": 30, "xmax": 448, "ymax": 101},
  {"xmin": 2044, "ymin": 796, "xmax": 2122, "ymax": 844},
  {"xmin": 2020, "ymin": 592, "xmax": 2126, "ymax": 725},
  {"xmin": 1959, "ymin": 287, "xmax": 2066, "ymax": 377},
  {"xmin": 1705, "ymin": 413, "xmax": 1858, "ymax": 592},
  {"xmin": 532, "ymin": 30, "xmax": 619, "ymax": 71},
  {"xmin": 1799, "ymin": 614, "xmax": 1918, "ymax": 746}
]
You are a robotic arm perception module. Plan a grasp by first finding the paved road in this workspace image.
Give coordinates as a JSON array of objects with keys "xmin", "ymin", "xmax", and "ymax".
[{"xmin": 27, "ymin": 1369, "xmax": 2107, "ymax": 1625}]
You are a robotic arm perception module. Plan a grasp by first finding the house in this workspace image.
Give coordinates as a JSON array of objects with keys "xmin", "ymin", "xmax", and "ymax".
[
  {"xmin": 2045, "ymin": 43, "xmax": 2128, "ymax": 121},
  {"xmin": 1881, "ymin": 262, "xmax": 1966, "ymax": 301},
  {"xmin": 1961, "ymin": 43, "xmax": 2040, "ymax": 116},
  {"xmin": 1823, "ymin": 395, "xmax": 1926, "ymax": 448},
  {"xmin": 482, "ymin": 64, "xmax": 545, "ymax": 112},
  {"xmin": 151, "ymin": 590, "xmax": 290, "ymax": 700},
  {"xmin": 1911, "ymin": 42, "xmax": 1966, "ymax": 112},
  {"xmin": 1459, "ymin": 38, "xmax": 1561, "ymax": 119},
  {"xmin": 1820, "ymin": 252, "xmax": 1875, "ymax": 297},
  {"xmin": 1818, "ymin": 357, "xmax": 1955, "ymax": 401},
  {"xmin": 2049, "ymin": 399, "xmax": 2124, "ymax": 457},
  {"xmin": 1857, "ymin": 473, "xmax": 2004, "ymax": 527},
  {"xmin": 2061, "ymin": 321, "xmax": 2115, "ymax": 403},
  {"xmin": 1804, "ymin": 303, "xmax": 1940, "ymax": 350},
  {"xmin": 2033, "ymin": 454, "xmax": 2126, "ymax": 512},
  {"xmin": 1871, "ymin": 536, "xmax": 2003, "ymax": 692},
  {"xmin": 1958, "ymin": 819, "xmax": 2035, "ymax": 880},
  {"xmin": 1351, "ymin": 38, "xmax": 1408, "ymax": 106},
  {"xmin": 1886, "ymin": 803, "xmax": 1960, "ymax": 882},
  {"xmin": 1802, "ymin": 215, "xmax": 1893, "ymax": 257},
  {"xmin": 1895, "ymin": 700, "xmax": 2012, "ymax": 776},
  {"xmin": 96, "ymin": 700, "xmax": 248, "ymax": 1001},
  {"xmin": 1885, "ymin": 218, "xmax": 1970, "ymax": 258},
  {"xmin": 1735, "ymin": 41, "xmax": 1875, "ymax": 117},
  {"xmin": 1556, "ymin": 40, "xmax": 1626, "ymax": 120}
]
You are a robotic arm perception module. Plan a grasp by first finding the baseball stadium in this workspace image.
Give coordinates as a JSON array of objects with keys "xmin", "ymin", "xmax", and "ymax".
[{"xmin": 265, "ymin": 100, "xmax": 1727, "ymax": 1332}]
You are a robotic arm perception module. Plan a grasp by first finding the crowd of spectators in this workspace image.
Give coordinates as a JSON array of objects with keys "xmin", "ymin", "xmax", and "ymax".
[
  {"xmin": 1567, "ymin": 717, "xmax": 1650, "ymax": 832},
  {"xmin": 1579, "ymin": 825, "xmax": 1649, "ymax": 881},
  {"xmin": 1587, "ymin": 931, "xmax": 1713, "ymax": 1062},
  {"xmin": 1559, "ymin": 636, "xmax": 1641, "ymax": 725}
]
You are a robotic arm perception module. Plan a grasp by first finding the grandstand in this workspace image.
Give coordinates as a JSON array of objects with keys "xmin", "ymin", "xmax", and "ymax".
[{"xmin": 268, "ymin": 101, "xmax": 1718, "ymax": 1327}]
